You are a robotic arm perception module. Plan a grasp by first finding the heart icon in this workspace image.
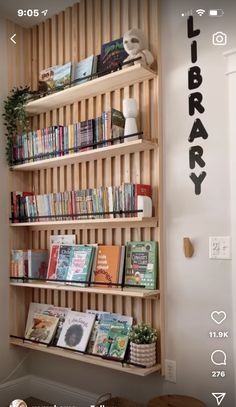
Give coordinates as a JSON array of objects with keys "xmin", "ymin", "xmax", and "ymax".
[{"xmin": 211, "ymin": 311, "xmax": 227, "ymax": 325}]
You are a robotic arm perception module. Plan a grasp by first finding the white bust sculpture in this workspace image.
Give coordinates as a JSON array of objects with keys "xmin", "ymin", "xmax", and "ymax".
[{"xmin": 123, "ymin": 28, "xmax": 154, "ymax": 68}]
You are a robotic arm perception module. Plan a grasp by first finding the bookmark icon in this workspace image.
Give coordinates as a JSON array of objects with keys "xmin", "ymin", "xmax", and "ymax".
[{"xmin": 212, "ymin": 393, "xmax": 226, "ymax": 406}]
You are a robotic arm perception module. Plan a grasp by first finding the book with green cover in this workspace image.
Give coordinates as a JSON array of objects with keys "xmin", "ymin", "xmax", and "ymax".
[
  {"xmin": 66, "ymin": 245, "xmax": 95, "ymax": 285},
  {"xmin": 92, "ymin": 322, "xmax": 111, "ymax": 356},
  {"xmin": 108, "ymin": 322, "xmax": 129, "ymax": 360},
  {"xmin": 124, "ymin": 241, "xmax": 158, "ymax": 290}
]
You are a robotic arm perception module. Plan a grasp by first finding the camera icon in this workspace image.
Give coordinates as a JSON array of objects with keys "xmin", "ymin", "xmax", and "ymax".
[{"xmin": 212, "ymin": 31, "xmax": 227, "ymax": 46}]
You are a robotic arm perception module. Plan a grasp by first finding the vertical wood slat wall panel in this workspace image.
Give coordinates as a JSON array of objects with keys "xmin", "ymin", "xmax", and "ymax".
[{"xmin": 8, "ymin": 0, "xmax": 162, "ymax": 366}]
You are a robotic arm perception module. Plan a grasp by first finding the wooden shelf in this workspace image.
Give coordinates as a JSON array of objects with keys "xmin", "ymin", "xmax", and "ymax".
[
  {"xmin": 10, "ymin": 216, "xmax": 158, "ymax": 230},
  {"xmin": 10, "ymin": 281, "xmax": 159, "ymax": 298},
  {"xmin": 25, "ymin": 64, "xmax": 157, "ymax": 115},
  {"xmin": 12, "ymin": 140, "xmax": 157, "ymax": 171},
  {"xmin": 10, "ymin": 337, "xmax": 161, "ymax": 376}
]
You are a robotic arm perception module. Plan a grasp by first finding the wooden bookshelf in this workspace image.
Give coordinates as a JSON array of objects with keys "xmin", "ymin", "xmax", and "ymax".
[
  {"xmin": 8, "ymin": 0, "xmax": 163, "ymax": 378},
  {"xmin": 10, "ymin": 281, "xmax": 160, "ymax": 298},
  {"xmin": 10, "ymin": 337, "xmax": 161, "ymax": 377},
  {"xmin": 12, "ymin": 139, "xmax": 157, "ymax": 171},
  {"xmin": 25, "ymin": 64, "xmax": 156, "ymax": 115},
  {"xmin": 10, "ymin": 217, "xmax": 158, "ymax": 230}
]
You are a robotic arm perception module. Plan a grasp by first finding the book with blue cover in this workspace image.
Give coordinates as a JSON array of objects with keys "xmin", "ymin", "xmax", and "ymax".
[{"xmin": 55, "ymin": 245, "xmax": 73, "ymax": 280}]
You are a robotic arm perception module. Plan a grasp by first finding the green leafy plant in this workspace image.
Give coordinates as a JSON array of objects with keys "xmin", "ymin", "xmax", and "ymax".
[
  {"xmin": 129, "ymin": 323, "xmax": 158, "ymax": 344},
  {"xmin": 2, "ymin": 86, "xmax": 30, "ymax": 166}
]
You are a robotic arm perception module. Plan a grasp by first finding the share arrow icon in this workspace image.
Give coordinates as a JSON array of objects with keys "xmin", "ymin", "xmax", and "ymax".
[{"xmin": 212, "ymin": 393, "xmax": 226, "ymax": 406}]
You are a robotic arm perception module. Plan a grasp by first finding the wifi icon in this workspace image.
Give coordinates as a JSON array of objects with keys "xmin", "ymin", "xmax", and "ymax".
[{"xmin": 196, "ymin": 8, "xmax": 206, "ymax": 16}]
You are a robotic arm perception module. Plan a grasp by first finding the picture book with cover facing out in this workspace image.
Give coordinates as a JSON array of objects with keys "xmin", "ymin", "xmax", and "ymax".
[
  {"xmin": 92, "ymin": 245, "xmax": 123, "ymax": 287},
  {"xmin": 98, "ymin": 38, "xmax": 128, "ymax": 74},
  {"xmin": 66, "ymin": 245, "xmax": 95, "ymax": 285},
  {"xmin": 124, "ymin": 241, "xmax": 158, "ymax": 290},
  {"xmin": 47, "ymin": 244, "xmax": 60, "ymax": 280},
  {"xmin": 25, "ymin": 313, "xmax": 59, "ymax": 344},
  {"xmin": 25, "ymin": 302, "xmax": 70, "ymax": 346},
  {"xmin": 28, "ymin": 250, "xmax": 49, "ymax": 279},
  {"xmin": 57, "ymin": 311, "xmax": 96, "ymax": 352},
  {"xmin": 55, "ymin": 245, "xmax": 73, "ymax": 280}
]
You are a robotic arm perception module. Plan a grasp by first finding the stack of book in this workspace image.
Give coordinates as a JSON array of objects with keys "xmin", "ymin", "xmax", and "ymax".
[
  {"xmin": 11, "ymin": 241, "xmax": 158, "ymax": 290},
  {"xmin": 12, "ymin": 108, "xmax": 125, "ymax": 164},
  {"xmin": 10, "ymin": 183, "xmax": 152, "ymax": 222},
  {"xmin": 24, "ymin": 302, "xmax": 134, "ymax": 361}
]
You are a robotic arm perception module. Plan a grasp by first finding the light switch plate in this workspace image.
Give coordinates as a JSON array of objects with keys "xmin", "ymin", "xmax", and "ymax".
[
  {"xmin": 165, "ymin": 359, "xmax": 176, "ymax": 383},
  {"xmin": 209, "ymin": 236, "xmax": 231, "ymax": 259}
]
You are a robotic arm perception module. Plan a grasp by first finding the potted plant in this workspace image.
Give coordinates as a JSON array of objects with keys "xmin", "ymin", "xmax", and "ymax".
[
  {"xmin": 129, "ymin": 323, "xmax": 158, "ymax": 367},
  {"xmin": 3, "ymin": 86, "xmax": 30, "ymax": 166}
]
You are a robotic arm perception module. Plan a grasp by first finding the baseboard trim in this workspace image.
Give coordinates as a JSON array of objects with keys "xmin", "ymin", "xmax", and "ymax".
[
  {"xmin": 0, "ymin": 374, "xmax": 99, "ymax": 407},
  {"xmin": 0, "ymin": 375, "xmax": 31, "ymax": 405},
  {"xmin": 30, "ymin": 375, "xmax": 99, "ymax": 407}
]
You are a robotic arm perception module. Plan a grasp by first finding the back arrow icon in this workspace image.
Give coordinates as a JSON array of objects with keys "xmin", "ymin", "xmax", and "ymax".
[{"xmin": 10, "ymin": 34, "xmax": 16, "ymax": 44}]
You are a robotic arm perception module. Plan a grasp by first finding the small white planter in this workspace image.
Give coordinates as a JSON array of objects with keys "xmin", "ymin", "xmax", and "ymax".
[{"xmin": 130, "ymin": 342, "xmax": 156, "ymax": 367}]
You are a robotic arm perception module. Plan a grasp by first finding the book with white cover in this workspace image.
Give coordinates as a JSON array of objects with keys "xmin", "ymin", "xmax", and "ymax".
[
  {"xmin": 25, "ymin": 313, "xmax": 59, "ymax": 344},
  {"xmin": 25, "ymin": 302, "xmax": 70, "ymax": 345},
  {"xmin": 50, "ymin": 234, "xmax": 76, "ymax": 247},
  {"xmin": 57, "ymin": 311, "xmax": 96, "ymax": 352}
]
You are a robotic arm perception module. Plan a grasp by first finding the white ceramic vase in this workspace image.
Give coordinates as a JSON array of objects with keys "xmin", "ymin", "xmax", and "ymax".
[
  {"xmin": 130, "ymin": 342, "xmax": 156, "ymax": 367},
  {"xmin": 123, "ymin": 98, "xmax": 139, "ymax": 141}
]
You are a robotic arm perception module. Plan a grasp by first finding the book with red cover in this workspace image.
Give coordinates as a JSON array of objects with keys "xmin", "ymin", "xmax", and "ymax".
[
  {"xmin": 47, "ymin": 244, "xmax": 60, "ymax": 280},
  {"xmin": 134, "ymin": 184, "xmax": 152, "ymax": 213},
  {"xmin": 91, "ymin": 245, "xmax": 122, "ymax": 288}
]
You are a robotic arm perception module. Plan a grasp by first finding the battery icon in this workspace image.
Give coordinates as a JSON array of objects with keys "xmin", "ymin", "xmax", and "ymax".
[{"xmin": 209, "ymin": 9, "xmax": 224, "ymax": 17}]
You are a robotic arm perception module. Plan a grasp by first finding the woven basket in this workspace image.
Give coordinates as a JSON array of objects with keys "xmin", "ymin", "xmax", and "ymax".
[{"xmin": 96, "ymin": 393, "xmax": 143, "ymax": 407}]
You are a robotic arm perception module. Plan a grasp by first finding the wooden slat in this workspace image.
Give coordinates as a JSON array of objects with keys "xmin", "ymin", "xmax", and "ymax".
[{"xmin": 8, "ymin": 0, "xmax": 162, "ymax": 375}]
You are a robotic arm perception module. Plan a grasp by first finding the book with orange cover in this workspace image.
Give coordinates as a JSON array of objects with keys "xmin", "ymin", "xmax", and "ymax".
[{"xmin": 92, "ymin": 245, "xmax": 122, "ymax": 288}]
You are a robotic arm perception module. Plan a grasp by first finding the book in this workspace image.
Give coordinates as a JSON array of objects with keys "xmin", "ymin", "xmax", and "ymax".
[
  {"xmin": 28, "ymin": 250, "xmax": 49, "ymax": 279},
  {"xmin": 10, "ymin": 250, "xmax": 25, "ymax": 277},
  {"xmin": 66, "ymin": 245, "xmax": 95, "ymax": 285},
  {"xmin": 25, "ymin": 312, "xmax": 59, "ymax": 344},
  {"xmin": 92, "ymin": 312, "xmax": 133, "ymax": 356},
  {"xmin": 25, "ymin": 302, "xmax": 70, "ymax": 345},
  {"xmin": 92, "ymin": 322, "xmax": 111, "ymax": 356},
  {"xmin": 57, "ymin": 311, "xmax": 96, "ymax": 351},
  {"xmin": 134, "ymin": 184, "xmax": 152, "ymax": 213},
  {"xmin": 43, "ymin": 304, "xmax": 71, "ymax": 345},
  {"xmin": 55, "ymin": 245, "xmax": 74, "ymax": 280},
  {"xmin": 39, "ymin": 65, "xmax": 59, "ymax": 90},
  {"xmin": 124, "ymin": 241, "xmax": 158, "ymax": 290},
  {"xmin": 72, "ymin": 55, "xmax": 97, "ymax": 85},
  {"xmin": 39, "ymin": 63, "xmax": 72, "ymax": 91},
  {"xmin": 85, "ymin": 310, "xmax": 111, "ymax": 353},
  {"xmin": 108, "ymin": 323, "xmax": 129, "ymax": 360},
  {"xmin": 98, "ymin": 38, "xmax": 128, "ymax": 74},
  {"xmin": 50, "ymin": 234, "xmax": 76, "ymax": 247},
  {"xmin": 91, "ymin": 245, "xmax": 123, "ymax": 287},
  {"xmin": 47, "ymin": 244, "xmax": 60, "ymax": 280}
]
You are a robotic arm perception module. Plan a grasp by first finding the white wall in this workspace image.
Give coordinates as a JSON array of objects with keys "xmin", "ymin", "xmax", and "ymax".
[
  {"xmin": 225, "ymin": 48, "xmax": 236, "ymax": 399},
  {"xmin": 160, "ymin": 0, "xmax": 235, "ymax": 405},
  {"xmin": 0, "ymin": 18, "xmax": 29, "ymax": 403}
]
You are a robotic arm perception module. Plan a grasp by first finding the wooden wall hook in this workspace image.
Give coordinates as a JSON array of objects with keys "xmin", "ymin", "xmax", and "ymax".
[{"xmin": 183, "ymin": 237, "xmax": 194, "ymax": 258}]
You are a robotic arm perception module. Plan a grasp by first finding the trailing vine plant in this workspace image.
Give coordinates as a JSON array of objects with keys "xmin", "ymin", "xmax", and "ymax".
[{"xmin": 2, "ymin": 86, "xmax": 30, "ymax": 166}]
